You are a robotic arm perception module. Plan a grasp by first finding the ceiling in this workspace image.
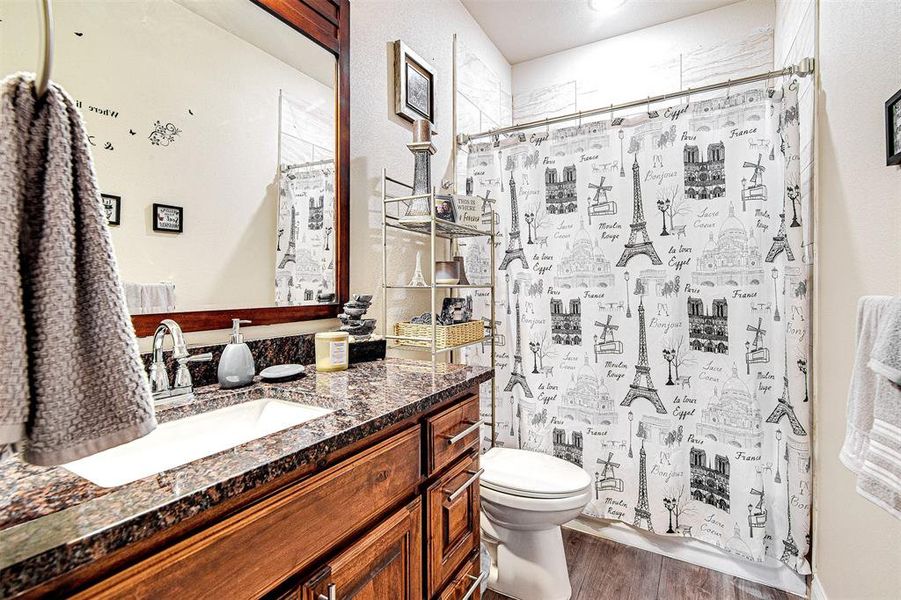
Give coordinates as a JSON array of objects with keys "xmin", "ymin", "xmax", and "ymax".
[{"xmin": 460, "ymin": 0, "xmax": 747, "ymax": 64}]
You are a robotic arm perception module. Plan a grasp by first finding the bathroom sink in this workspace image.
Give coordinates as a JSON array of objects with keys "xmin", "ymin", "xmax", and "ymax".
[{"xmin": 63, "ymin": 399, "xmax": 333, "ymax": 488}]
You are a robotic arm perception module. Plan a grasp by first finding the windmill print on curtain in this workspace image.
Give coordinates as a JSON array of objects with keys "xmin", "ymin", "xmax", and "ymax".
[{"xmin": 461, "ymin": 81, "xmax": 811, "ymax": 574}]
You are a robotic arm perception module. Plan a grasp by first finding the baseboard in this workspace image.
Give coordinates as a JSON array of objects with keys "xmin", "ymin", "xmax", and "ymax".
[
  {"xmin": 809, "ymin": 575, "xmax": 827, "ymax": 600},
  {"xmin": 565, "ymin": 516, "xmax": 809, "ymax": 598}
]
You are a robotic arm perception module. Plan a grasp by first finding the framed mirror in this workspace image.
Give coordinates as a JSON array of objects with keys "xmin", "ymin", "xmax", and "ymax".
[{"xmin": 0, "ymin": 0, "xmax": 349, "ymax": 336}]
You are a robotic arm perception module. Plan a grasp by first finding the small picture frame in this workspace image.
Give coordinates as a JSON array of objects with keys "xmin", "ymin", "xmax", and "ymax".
[
  {"xmin": 393, "ymin": 40, "xmax": 435, "ymax": 126},
  {"xmin": 887, "ymin": 88, "xmax": 901, "ymax": 166},
  {"xmin": 101, "ymin": 193, "xmax": 121, "ymax": 226},
  {"xmin": 439, "ymin": 296, "xmax": 473, "ymax": 325},
  {"xmin": 435, "ymin": 194, "xmax": 457, "ymax": 222},
  {"xmin": 152, "ymin": 203, "xmax": 183, "ymax": 233}
]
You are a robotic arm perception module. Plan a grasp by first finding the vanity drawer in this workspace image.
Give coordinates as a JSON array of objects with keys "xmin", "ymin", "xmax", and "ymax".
[
  {"xmin": 427, "ymin": 393, "xmax": 481, "ymax": 475},
  {"xmin": 438, "ymin": 553, "xmax": 483, "ymax": 600},
  {"xmin": 79, "ymin": 427, "xmax": 421, "ymax": 600},
  {"xmin": 426, "ymin": 452, "xmax": 481, "ymax": 598}
]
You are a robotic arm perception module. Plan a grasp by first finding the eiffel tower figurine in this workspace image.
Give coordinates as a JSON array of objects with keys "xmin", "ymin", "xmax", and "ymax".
[
  {"xmin": 621, "ymin": 297, "xmax": 667, "ymax": 414},
  {"xmin": 278, "ymin": 206, "xmax": 297, "ymax": 269},
  {"xmin": 633, "ymin": 439, "xmax": 654, "ymax": 532},
  {"xmin": 766, "ymin": 355, "xmax": 807, "ymax": 435},
  {"xmin": 504, "ymin": 280, "xmax": 533, "ymax": 398},
  {"xmin": 780, "ymin": 442, "xmax": 799, "ymax": 565},
  {"xmin": 765, "ymin": 212, "xmax": 795, "ymax": 263},
  {"xmin": 500, "ymin": 174, "xmax": 529, "ymax": 270},
  {"xmin": 617, "ymin": 155, "xmax": 662, "ymax": 267}
]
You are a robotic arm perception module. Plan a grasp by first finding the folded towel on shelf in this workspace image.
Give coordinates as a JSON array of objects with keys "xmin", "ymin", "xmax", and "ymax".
[
  {"xmin": 0, "ymin": 73, "xmax": 155, "ymax": 466},
  {"xmin": 841, "ymin": 296, "xmax": 901, "ymax": 520}
]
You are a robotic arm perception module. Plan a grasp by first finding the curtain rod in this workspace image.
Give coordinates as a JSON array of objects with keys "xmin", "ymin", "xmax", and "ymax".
[{"xmin": 456, "ymin": 57, "xmax": 815, "ymax": 145}]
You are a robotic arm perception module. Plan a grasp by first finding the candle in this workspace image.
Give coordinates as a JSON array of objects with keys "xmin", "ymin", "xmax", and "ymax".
[
  {"xmin": 412, "ymin": 118, "xmax": 432, "ymax": 144},
  {"xmin": 315, "ymin": 331, "xmax": 349, "ymax": 372}
]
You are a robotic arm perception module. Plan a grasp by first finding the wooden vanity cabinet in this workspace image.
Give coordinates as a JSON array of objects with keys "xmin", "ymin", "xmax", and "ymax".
[{"xmin": 69, "ymin": 388, "xmax": 483, "ymax": 600}]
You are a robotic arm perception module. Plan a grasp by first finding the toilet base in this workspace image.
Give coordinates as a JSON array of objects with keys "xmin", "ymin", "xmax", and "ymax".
[{"xmin": 482, "ymin": 517, "xmax": 572, "ymax": 600}]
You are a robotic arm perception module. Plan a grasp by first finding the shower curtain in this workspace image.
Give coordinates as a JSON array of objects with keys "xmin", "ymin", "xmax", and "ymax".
[{"xmin": 461, "ymin": 82, "xmax": 811, "ymax": 574}]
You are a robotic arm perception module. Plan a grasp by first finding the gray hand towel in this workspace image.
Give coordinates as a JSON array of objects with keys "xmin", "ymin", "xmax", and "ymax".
[{"xmin": 0, "ymin": 73, "xmax": 156, "ymax": 466}]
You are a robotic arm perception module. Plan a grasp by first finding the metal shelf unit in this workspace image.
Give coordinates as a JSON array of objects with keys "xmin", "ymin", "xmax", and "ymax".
[{"xmin": 381, "ymin": 169, "xmax": 497, "ymax": 446}]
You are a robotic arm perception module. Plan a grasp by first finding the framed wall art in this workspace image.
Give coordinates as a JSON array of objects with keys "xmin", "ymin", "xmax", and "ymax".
[
  {"xmin": 152, "ymin": 203, "xmax": 183, "ymax": 233},
  {"xmin": 887, "ymin": 88, "xmax": 901, "ymax": 166},
  {"xmin": 393, "ymin": 40, "xmax": 435, "ymax": 126},
  {"xmin": 101, "ymin": 193, "xmax": 121, "ymax": 226}
]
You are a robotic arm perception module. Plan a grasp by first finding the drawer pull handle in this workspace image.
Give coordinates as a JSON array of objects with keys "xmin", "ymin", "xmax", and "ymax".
[
  {"xmin": 461, "ymin": 571, "xmax": 488, "ymax": 600},
  {"xmin": 317, "ymin": 583, "xmax": 336, "ymax": 600},
  {"xmin": 446, "ymin": 468, "xmax": 484, "ymax": 502},
  {"xmin": 445, "ymin": 420, "xmax": 484, "ymax": 445}
]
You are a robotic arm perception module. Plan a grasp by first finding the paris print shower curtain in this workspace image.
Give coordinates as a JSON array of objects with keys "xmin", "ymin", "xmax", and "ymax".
[{"xmin": 461, "ymin": 82, "xmax": 811, "ymax": 573}]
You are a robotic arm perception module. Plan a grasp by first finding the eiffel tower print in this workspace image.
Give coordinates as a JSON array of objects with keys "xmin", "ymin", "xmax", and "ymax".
[
  {"xmin": 278, "ymin": 206, "xmax": 297, "ymax": 269},
  {"xmin": 500, "ymin": 174, "xmax": 529, "ymax": 270},
  {"xmin": 634, "ymin": 439, "xmax": 654, "ymax": 532},
  {"xmin": 504, "ymin": 279, "xmax": 533, "ymax": 398},
  {"xmin": 780, "ymin": 441, "xmax": 799, "ymax": 566},
  {"xmin": 621, "ymin": 297, "xmax": 667, "ymax": 414},
  {"xmin": 616, "ymin": 154, "xmax": 662, "ymax": 267},
  {"xmin": 766, "ymin": 355, "xmax": 807, "ymax": 435},
  {"xmin": 765, "ymin": 212, "xmax": 795, "ymax": 262}
]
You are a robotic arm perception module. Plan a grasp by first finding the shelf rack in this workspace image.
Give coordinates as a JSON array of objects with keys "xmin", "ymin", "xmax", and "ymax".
[{"xmin": 381, "ymin": 169, "xmax": 497, "ymax": 446}]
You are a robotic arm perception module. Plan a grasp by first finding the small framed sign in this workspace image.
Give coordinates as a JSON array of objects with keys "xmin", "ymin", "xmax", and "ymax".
[
  {"xmin": 393, "ymin": 40, "xmax": 435, "ymax": 126},
  {"xmin": 887, "ymin": 88, "xmax": 901, "ymax": 166},
  {"xmin": 101, "ymin": 193, "xmax": 121, "ymax": 226},
  {"xmin": 152, "ymin": 203, "xmax": 183, "ymax": 233}
]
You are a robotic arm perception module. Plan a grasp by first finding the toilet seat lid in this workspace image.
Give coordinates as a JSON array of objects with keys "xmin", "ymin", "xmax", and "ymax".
[{"xmin": 480, "ymin": 447, "xmax": 591, "ymax": 499}]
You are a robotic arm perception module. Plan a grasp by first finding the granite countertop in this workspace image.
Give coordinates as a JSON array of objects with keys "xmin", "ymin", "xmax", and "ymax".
[{"xmin": 0, "ymin": 358, "xmax": 493, "ymax": 598}]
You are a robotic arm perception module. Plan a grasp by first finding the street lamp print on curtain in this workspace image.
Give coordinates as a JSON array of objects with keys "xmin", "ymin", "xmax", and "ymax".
[{"xmin": 460, "ymin": 82, "xmax": 811, "ymax": 574}]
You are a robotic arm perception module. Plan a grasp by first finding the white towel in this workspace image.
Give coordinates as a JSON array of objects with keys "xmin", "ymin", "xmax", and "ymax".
[
  {"xmin": 841, "ymin": 296, "xmax": 901, "ymax": 520},
  {"xmin": 141, "ymin": 282, "xmax": 176, "ymax": 313},
  {"xmin": 0, "ymin": 74, "xmax": 155, "ymax": 466}
]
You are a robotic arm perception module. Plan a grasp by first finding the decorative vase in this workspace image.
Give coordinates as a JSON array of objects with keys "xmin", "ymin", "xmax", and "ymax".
[{"xmin": 435, "ymin": 261, "xmax": 460, "ymax": 285}]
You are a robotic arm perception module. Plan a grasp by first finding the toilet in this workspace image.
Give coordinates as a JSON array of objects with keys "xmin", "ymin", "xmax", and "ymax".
[{"xmin": 479, "ymin": 447, "xmax": 592, "ymax": 600}]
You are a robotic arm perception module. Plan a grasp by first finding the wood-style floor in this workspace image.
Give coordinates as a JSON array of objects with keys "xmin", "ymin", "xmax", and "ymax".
[{"xmin": 482, "ymin": 529, "xmax": 803, "ymax": 600}]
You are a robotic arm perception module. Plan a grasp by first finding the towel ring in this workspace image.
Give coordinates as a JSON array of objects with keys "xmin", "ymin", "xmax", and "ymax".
[{"xmin": 35, "ymin": 0, "xmax": 54, "ymax": 99}]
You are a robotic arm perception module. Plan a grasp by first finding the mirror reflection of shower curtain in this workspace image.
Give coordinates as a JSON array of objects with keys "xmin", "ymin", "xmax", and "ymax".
[
  {"xmin": 275, "ymin": 90, "xmax": 336, "ymax": 305},
  {"xmin": 460, "ymin": 81, "xmax": 812, "ymax": 574}
]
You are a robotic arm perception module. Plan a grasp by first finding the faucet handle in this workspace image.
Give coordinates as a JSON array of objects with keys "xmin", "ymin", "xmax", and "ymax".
[{"xmin": 174, "ymin": 352, "xmax": 213, "ymax": 389}]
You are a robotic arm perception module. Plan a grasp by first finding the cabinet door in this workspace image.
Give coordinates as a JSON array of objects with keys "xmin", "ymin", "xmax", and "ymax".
[
  {"xmin": 301, "ymin": 497, "xmax": 422, "ymax": 600},
  {"xmin": 427, "ymin": 453, "xmax": 481, "ymax": 597}
]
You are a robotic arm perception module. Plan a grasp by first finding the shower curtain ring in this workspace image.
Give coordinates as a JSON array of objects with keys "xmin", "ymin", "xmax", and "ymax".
[
  {"xmin": 577, "ymin": 110, "xmax": 583, "ymax": 128},
  {"xmin": 686, "ymin": 87, "xmax": 692, "ymax": 105},
  {"xmin": 646, "ymin": 96, "xmax": 651, "ymax": 116},
  {"xmin": 726, "ymin": 79, "xmax": 732, "ymax": 99},
  {"xmin": 544, "ymin": 116, "xmax": 549, "ymax": 135}
]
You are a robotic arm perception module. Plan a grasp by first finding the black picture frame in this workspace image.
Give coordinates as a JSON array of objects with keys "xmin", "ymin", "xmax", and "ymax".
[
  {"xmin": 887, "ymin": 88, "xmax": 901, "ymax": 166},
  {"xmin": 435, "ymin": 194, "xmax": 457, "ymax": 223},
  {"xmin": 152, "ymin": 203, "xmax": 183, "ymax": 233},
  {"xmin": 393, "ymin": 40, "xmax": 435, "ymax": 126},
  {"xmin": 101, "ymin": 193, "xmax": 121, "ymax": 226}
]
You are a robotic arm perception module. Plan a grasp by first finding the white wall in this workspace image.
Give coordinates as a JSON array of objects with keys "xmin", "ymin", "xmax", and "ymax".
[
  {"xmin": 349, "ymin": 0, "xmax": 512, "ymax": 336},
  {"xmin": 511, "ymin": 0, "xmax": 775, "ymax": 123},
  {"xmin": 813, "ymin": 1, "xmax": 901, "ymax": 599}
]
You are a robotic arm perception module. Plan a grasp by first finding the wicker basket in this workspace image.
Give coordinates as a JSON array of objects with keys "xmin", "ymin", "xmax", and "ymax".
[{"xmin": 394, "ymin": 320, "xmax": 484, "ymax": 350}]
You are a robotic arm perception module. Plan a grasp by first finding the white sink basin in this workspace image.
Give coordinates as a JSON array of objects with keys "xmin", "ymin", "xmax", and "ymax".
[{"xmin": 63, "ymin": 398, "xmax": 333, "ymax": 488}]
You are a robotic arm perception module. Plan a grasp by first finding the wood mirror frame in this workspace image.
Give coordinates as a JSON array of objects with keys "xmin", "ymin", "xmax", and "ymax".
[{"xmin": 131, "ymin": 0, "xmax": 350, "ymax": 337}]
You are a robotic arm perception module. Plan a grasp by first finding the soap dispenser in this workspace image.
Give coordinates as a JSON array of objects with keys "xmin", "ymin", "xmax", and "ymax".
[{"xmin": 218, "ymin": 319, "xmax": 255, "ymax": 389}]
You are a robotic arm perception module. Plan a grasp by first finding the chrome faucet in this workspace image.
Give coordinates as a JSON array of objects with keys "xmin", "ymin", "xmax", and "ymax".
[{"xmin": 148, "ymin": 319, "xmax": 212, "ymax": 404}]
